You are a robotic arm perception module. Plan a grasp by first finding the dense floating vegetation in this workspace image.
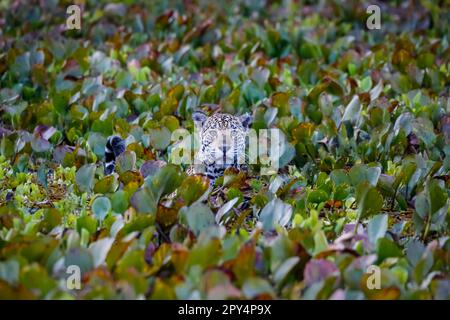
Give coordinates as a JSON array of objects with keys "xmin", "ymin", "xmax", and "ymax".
[{"xmin": 0, "ymin": 0, "xmax": 448, "ymax": 299}]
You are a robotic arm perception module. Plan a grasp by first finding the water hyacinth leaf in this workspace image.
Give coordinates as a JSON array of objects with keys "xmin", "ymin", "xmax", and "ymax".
[
  {"xmin": 393, "ymin": 112, "xmax": 413, "ymax": 136},
  {"xmin": 111, "ymin": 190, "xmax": 129, "ymax": 214},
  {"xmin": 412, "ymin": 117, "xmax": 436, "ymax": 145},
  {"xmin": 119, "ymin": 170, "xmax": 143, "ymax": 186},
  {"xmin": 130, "ymin": 187, "xmax": 157, "ymax": 215},
  {"xmin": 0, "ymin": 260, "xmax": 20, "ymax": 285},
  {"xmin": 140, "ymin": 160, "xmax": 166, "ymax": 178},
  {"xmin": 349, "ymin": 164, "xmax": 381, "ymax": 187},
  {"xmin": 94, "ymin": 175, "xmax": 119, "ymax": 194},
  {"xmin": 148, "ymin": 127, "xmax": 171, "ymax": 150},
  {"xmin": 304, "ymin": 259, "xmax": 339, "ymax": 286},
  {"xmin": 413, "ymin": 179, "xmax": 448, "ymax": 234},
  {"xmin": 308, "ymin": 190, "xmax": 329, "ymax": 204},
  {"xmin": 231, "ymin": 242, "xmax": 256, "ymax": 284},
  {"xmin": 367, "ymin": 214, "xmax": 388, "ymax": 245},
  {"xmin": 366, "ymin": 287, "xmax": 401, "ymax": 300},
  {"xmin": 292, "ymin": 122, "xmax": 315, "ymax": 142},
  {"xmin": 37, "ymin": 165, "xmax": 48, "ymax": 190},
  {"xmin": 370, "ymin": 80, "xmax": 383, "ymax": 101},
  {"xmin": 88, "ymin": 133, "xmax": 107, "ymax": 157},
  {"xmin": 428, "ymin": 180, "xmax": 447, "ymax": 215},
  {"xmin": 76, "ymin": 215, "xmax": 98, "ymax": 235},
  {"xmin": 115, "ymin": 70, "xmax": 133, "ymax": 89},
  {"xmin": 167, "ymin": 84, "xmax": 185, "ymax": 101},
  {"xmin": 356, "ymin": 182, "xmax": 383, "ymax": 221},
  {"xmin": 259, "ymin": 198, "xmax": 293, "ymax": 231},
  {"xmin": 279, "ymin": 142, "xmax": 296, "ymax": 169},
  {"xmin": 88, "ymin": 237, "xmax": 115, "ymax": 268},
  {"xmin": 92, "ymin": 196, "xmax": 111, "ymax": 221},
  {"xmin": 273, "ymin": 256, "xmax": 299, "ymax": 286},
  {"xmin": 31, "ymin": 137, "xmax": 51, "ymax": 152},
  {"xmin": 376, "ymin": 238, "xmax": 403, "ymax": 263},
  {"xmin": 377, "ymin": 174, "xmax": 395, "ymax": 196},
  {"xmin": 146, "ymin": 164, "xmax": 184, "ymax": 200},
  {"xmin": 160, "ymin": 97, "xmax": 178, "ymax": 115},
  {"xmin": 115, "ymin": 151, "xmax": 136, "ymax": 175},
  {"xmin": 51, "ymin": 90, "xmax": 70, "ymax": 114},
  {"xmin": 186, "ymin": 239, "xmax": 221, "ymax": 270},
  {"xmin": 178, "ymin": 175, "xmax": 210, "ymax": 206},
  {"xmin": 340, "ymin": 95, "xmax": 360, "ymax": 126},
  {"xmin": 185, "ymin": 202, "xmax": 215, "ymax": 236},
  {"xmin": 75, "ymin": 164, "xmax": 96, "ymax": 193},
  {"xmin": 359, "ymin": 76, "xmax": 372, "ymax": 92},
  {"xmin": 242, "ymin": 278, "xmax": 275, "ymax": 299},
  {"xmin": 65, "ymin": 247, "xmax": 94, "ymax": 274},
  {"xmin": 268, "ymin": 175, "xmax": 284, "ymax": 194},
  {"xmin": 215, "ymin": 197, "xmax": 239, "ymax": 224},
  {"xmin": 406, "ymin": 239, "xmax": 426, "ymax": 267},
  {"xmin": 39, "ymin": 208, "xmax": 62, "ymax": 234},
  {"xmin": 156, "ymin": 205, "xmax": 179, "ymax": 229},
  {"xmin": 242, "ymin": 80, "xmax": 264, "ymax": 106},
  {"xmin": 271, "ymin": 92, "xmax": 290, "ymax": 117},
  {"xmin": 330, "ymin": 169, "xmax": 350, "ymax": 186},
  {"xmin": 313, "ymin": 230, "xmax": 329, "ymax": 255}
]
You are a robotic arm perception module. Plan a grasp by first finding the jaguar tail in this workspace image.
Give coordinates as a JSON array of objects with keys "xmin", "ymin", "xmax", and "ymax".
[{"xmin": 104, "ymin": 135, "xmax": 125, "ymax": 175}]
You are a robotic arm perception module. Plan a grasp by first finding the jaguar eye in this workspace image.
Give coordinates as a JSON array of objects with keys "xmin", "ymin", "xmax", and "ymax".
[{"xmin": 210, "ymin": 130, "xmax": 217, "ymax": 137}]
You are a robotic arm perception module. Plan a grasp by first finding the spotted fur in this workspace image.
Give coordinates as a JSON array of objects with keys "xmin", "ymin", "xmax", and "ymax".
[
  {"xmin": 191, "ymin": 111, "xmax": 252, "ymax": 183},
  {"xmin": 104, "ymin": 135, "xmax": 126, "ymax": 175}
]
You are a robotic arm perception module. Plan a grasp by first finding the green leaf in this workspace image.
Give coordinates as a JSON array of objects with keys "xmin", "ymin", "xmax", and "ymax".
[
  {"xmin": 130, "ymin": 187, "xmax": 157, "ymax": 215},
  {"xmin": 75, "ymin": 164, "xmax": 96, "ymax": 193},
  {"xmin": 65, "ymin": 247, "xmax": 93, "ymax": 274},
  {"xmin": 76, "ymin": 215, "xmax": 98, "ymax": 235},
  {"xmin": 273, "ymin": 256, "xmax": 299, "ymax": 286},
  {"xmin": 341, "ymin": 95, "xmax": 361, "ymax": 125},
  {"xmin": 313, "ymin": 230, "xmax": 328, "ymax": 255},
  {"xmin": 148, "ymin": 127, "xmax": 171, "ymax": 150},
  {"xmin": 115, "ymin": 151, "xmax": 136, "ymax": 174},
  {"xmin": 367, "ymin": 214, "xmax": 388, "ymax": 245},
  {"xmin": 428, "ymin": 180, "xmax": 447, "ymax": 215},
  {"xmin": 359, "ymin": 76, "xmax": 372, "ymax": 92},
  {"xmin": 111, "ymin": 190, "xmax": 129, "ymax": 214},
  {"xmin": 0, "ymin": 260, "xmax": 20, "ymax": 285},
  {"xmin": 349, "ymin": 164, "xmax": 381, "ymax": 187},
  {"xmin": 184, "ymin": 202, "xmax": 215, "ymax": 237},
  {"xmin": 215, "ymin": 197, "xmax": 239, "ymax": 224},
  {"xmin": 308, "ymin": 190, "xmax": 329, "ymax": 204},
  {"xmin": 145, "ymin": 164, "xmax": 184, "ymax": 200},
  {"xmin": 92, "ymin": 196, "xmax": 111, "ymax": 221},
  {"xmin": 356, "ymin": 182, "xmax": 383, "ymax": 221},
  {"xmin": 88, "ymin": 237, "xmax": 114, "ymax": 267},
  {"xmin": 94, "ymin": 175, "xmax": 119, "ymax": 194},
  {"xmin": 376, "ymin": 238, "xmax": 403, "ymax": 262},
  {"xmin": 406, "ymin": 239, "xmax": 426, "ymax": 267},
  {"xmin": 259, "ymin": 198, "xmax": 292, "ymax": 231},
  {"xmin": 242, "ymin": 278, "xmax": 275, "ymax": 299},
  {"xmin": 115, "ymin": 70, "xmax": 133, "ymax": 89},
  {"xmin": 178, "ymin": 175, "xmax": 210, "ymax": 206}
]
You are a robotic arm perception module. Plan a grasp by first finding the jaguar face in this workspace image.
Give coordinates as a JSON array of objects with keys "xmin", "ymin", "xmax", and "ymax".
[{"xmin": 192, "ymin": 111, "xmax": 252, "ymax": 176}]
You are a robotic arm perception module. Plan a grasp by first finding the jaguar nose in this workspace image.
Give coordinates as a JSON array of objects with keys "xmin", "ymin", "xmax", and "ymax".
[{"xmin": 221, "ymin": 145, "xmax": 230, "ymax": 153}]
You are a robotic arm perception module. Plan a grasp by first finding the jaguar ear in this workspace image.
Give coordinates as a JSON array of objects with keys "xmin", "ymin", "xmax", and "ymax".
[
  {"xmin": 192, "ymin": 110, "xmax": 207, "ymax": 128},
  {"xmin": 239, "ymin": 113, "xmax": 253, "ymax": 129}
]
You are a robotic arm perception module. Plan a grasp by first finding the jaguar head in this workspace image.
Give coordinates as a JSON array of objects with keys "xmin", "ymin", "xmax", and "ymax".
[{"xmin": 192, "ymin": 111, "xmax": 253, "ymax": 171}]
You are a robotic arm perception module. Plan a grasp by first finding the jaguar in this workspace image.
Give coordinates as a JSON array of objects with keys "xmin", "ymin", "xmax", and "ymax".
[
  {"xmin": 190, "ymin": 110, "xmax": 253, "ymax": 183},
  {"xmin": 104, "ymin": 111, "xmax": 252, "ymax": 184}
]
